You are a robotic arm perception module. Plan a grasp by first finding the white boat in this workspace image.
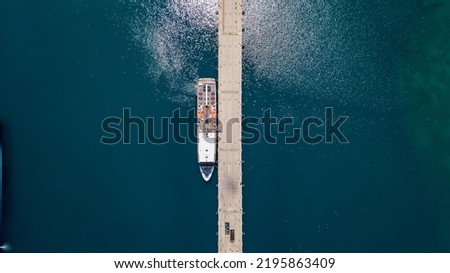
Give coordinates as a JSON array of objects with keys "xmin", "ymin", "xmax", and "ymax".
[{"xmin": 197, "ymin": 78, "xmax": 217, "ymax": 181}]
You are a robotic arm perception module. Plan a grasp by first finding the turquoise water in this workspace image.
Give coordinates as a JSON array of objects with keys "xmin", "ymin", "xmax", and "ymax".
[{"xmin": 0, "ymin": 0, "xmax": 449, "ymax": 252}]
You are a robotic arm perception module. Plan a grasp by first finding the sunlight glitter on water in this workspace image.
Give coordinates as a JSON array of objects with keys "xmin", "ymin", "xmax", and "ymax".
[
  {"xmin": 131, "ymin": 0, "xmax": 218, "ymax": 105},
  {"xmin": 132, "ymin": 0, "xmax": 393, "ymax": 112}
]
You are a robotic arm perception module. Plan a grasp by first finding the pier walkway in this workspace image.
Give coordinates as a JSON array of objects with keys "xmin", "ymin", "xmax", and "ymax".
[{"xmin": 217, "ymin": 0, "xmax": 243, "ymax": 253}]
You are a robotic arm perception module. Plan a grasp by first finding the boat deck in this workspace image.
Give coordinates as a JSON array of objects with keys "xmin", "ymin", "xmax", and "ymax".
[{"xmin": 197, "ymin": 79, "xmax": 218, "ymax": 134}]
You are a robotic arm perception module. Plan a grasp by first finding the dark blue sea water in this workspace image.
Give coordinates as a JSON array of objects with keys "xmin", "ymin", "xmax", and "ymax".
[{"xmin": 0, "ymin": 0, "xmax": 449, "ymax": 252}]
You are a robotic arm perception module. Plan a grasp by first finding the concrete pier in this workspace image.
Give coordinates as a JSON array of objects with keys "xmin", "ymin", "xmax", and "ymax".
[{"xmin": 217, "ymin": 0, "xmax": 243, "ymax": 253}]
